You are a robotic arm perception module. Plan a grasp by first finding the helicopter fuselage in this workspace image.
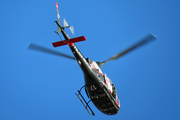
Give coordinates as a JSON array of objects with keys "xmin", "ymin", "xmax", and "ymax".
[{"xmin": 56, "ymin": 25, "xmax": 120, "ymax": 115}]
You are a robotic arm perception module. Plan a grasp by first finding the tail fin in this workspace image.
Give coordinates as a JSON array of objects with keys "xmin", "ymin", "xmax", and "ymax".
[
  {"xmin": 55, "ymin": 2, "xmax": 74, "ymax": 35},
  {"xmin": 52, "ymin": 36, "xmax": 86, "ymax": 47},
  {"xmin": 55, "ymin": 2, "xmax": 61, "ymax": 34}
]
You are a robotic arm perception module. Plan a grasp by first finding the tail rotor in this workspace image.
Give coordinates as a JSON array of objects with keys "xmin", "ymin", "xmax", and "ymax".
[{"xmin": 63, "ymin": 18, "xmax": 74, "ymax": 35}]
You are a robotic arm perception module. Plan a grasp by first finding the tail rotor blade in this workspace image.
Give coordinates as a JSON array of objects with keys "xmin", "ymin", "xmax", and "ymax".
[
  {"xmin": 70, "ymin": 26, "xmax": 74, "ymax": 35},
  {"xmin": 63, "ymin": 18, "xmax": 69, "ymax": 27},
  {"xmin": 63, "ymin": 18, "xmax": 74, "ymax": 35},
  {"xmin": 28, "ymin": 43, "xmax": 76, "ymax": 60}
]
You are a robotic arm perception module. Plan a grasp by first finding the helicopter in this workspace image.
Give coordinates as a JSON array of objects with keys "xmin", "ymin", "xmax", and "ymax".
[{"xmin": 28, "ymin": 2, "xmax": 157, "ymax": 116}]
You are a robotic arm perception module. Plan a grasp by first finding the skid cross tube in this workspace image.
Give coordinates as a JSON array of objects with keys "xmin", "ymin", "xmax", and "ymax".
[{"xmin": 75, "ymin": 86, "xmax": 95, "ymax": 116}]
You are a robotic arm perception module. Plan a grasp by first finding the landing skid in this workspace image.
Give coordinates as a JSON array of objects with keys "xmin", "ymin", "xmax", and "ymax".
[{"xmin": 75, "ymin": 86, "xmax": 95, "ymax": 116}]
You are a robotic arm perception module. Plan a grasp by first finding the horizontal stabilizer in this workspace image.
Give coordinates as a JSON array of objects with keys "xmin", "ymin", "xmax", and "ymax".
[{"xmin": 52, "ymin": 36, "xmax": 86, "ymax": 47}]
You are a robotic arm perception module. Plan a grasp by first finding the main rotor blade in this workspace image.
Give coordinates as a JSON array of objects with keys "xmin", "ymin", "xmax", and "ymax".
[
  {"xmin": 28, "ymin": 43, "xmax": 76, "ymax": 60},
  {"xmin": 102, "ymin": 34, "xmax": 157, "ymax": 64}
]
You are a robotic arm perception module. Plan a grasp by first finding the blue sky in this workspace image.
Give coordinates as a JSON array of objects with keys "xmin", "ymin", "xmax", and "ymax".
[{"xmin": 0, "ymin": 0, "xmax": 180, "ymax": 120}]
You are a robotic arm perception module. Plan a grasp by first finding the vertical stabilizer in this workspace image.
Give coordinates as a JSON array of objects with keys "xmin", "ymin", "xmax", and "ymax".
[{"xmin": 55, "ymin": 2, "xmax": 61, "ymax": 34}]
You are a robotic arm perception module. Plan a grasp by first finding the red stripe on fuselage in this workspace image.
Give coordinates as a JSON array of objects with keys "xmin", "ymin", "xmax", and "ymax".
[
  {"xmin": 94, "ymin": 69, "xmax": 103, "ymax": 76},
  {"xmin": 116, "ymin": 100, "xmax": 120, "ymax": 107}
]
